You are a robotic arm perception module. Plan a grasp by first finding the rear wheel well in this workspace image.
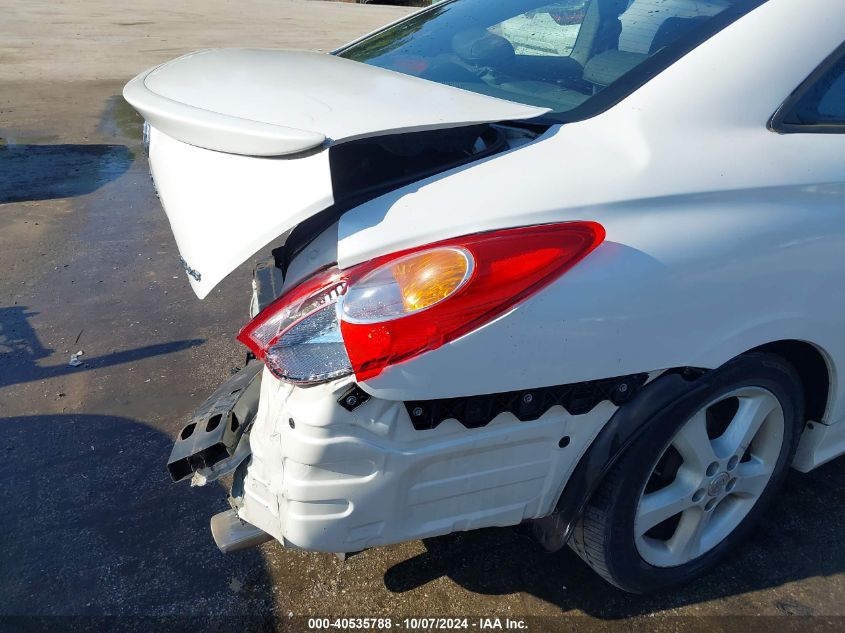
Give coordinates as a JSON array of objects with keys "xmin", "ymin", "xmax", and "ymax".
[{"xmin": 748, "ymin": 340, "xmax": 830, "ymax": 423}]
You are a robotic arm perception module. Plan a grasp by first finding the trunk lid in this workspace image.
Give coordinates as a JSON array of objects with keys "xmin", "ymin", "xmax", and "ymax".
[{"xmin": 123, "ymin": 49, "xmax": 548, "ymax": 298}]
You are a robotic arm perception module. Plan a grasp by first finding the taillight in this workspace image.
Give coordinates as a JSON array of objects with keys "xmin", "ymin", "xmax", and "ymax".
[
  {"xmin": 238, "ymin": 222, "xmax": 604, "ymax": 384},
  {"xmin": 237, "ymin": 268, "xmax": 352, "ymax": 384}
]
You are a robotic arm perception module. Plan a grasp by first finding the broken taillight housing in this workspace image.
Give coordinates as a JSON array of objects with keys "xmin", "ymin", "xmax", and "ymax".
[
  {"xmin": 237, "ymin": 267, "xmax": 351, "ymax": 384},
  {"xmin": 237, "ymin": 222, "xmax": 605, "ymax": 384}
]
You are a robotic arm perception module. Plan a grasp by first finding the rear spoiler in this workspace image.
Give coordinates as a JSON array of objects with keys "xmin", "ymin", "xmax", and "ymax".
[
  {"xmin": 124, "ymin": 70, "xmax": 326, "ymax": 157},
  {"xmin": 123, "ymin": 49, "xmax": 549, "ymax": 158}
]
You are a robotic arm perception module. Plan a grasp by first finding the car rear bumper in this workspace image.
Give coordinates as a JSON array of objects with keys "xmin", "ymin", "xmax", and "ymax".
[{"xmin": 228, "ymin": 368, "xmax": 622, "ymax": 554}]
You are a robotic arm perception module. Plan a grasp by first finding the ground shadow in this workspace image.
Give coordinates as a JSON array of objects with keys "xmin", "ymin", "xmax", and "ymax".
[
  {"xmin": 0, "ymin": 306, "xmax": 203, "ymax": 389},
  {"xmin": 384, "ymin": 460, "xmax": 845, "ymax": 617},
  {"xmin": 0, "ymin": 414, "xmax": 275, "ymax": 622},
  {"xmin": 0, "ymin": 143, "xmax": 133, "ymax": 204}
]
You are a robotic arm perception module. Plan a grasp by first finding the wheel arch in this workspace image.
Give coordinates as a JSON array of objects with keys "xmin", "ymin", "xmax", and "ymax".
[
  {"xmin": 532, "ymin": 368, "xmax": 710, "ymax": 551},
  {"xmin": 747, "ymin": 339, "xmax": 833, "ymax": 425},
  {"xmin": 533, "ymin": 342, "xmax": 832, "ymax": 551}
]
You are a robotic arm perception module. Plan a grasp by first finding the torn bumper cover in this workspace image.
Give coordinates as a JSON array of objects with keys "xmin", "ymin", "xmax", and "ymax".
[
  {"xmin": 220, "ymin": 370, "xmax": 644, "ymax": 555},
  {"xmin": 168, "ymin": 362, "xmax": 262, "ymax": 483},
  {"xmin": 172, "ymin": 364, "xmax": 653, "ymax": 555}
]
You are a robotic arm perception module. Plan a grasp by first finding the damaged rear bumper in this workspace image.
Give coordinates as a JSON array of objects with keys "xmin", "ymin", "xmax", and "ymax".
[
  {"xmin": 168, "ymin": 362, "xmax": 274, "ymax": 552},
  {"xmin": 225, "ymin": 369, "xmax": 629, "ymax": 554},
  {"xmin": 171, "ymin": 362, "xmax": 647, "ymax": 555}
]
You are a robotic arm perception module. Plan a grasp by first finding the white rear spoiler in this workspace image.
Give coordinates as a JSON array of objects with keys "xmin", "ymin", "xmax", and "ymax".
[
  {"xmin": 124, "ymin": 72, "xmax": 326, "ymax": 157},
  {"xmin": 123, "ymin": 49, "xmax": 548, "ymax": 157}
]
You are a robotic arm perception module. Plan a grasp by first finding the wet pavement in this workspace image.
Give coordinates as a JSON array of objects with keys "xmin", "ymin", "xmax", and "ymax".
[{"xmin": 2, "ymin": 1, "xmax": 845, "ymax": 631}]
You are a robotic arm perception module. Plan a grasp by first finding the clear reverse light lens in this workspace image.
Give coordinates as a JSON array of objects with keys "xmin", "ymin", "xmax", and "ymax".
[
  {"xmin": 264, "ymin": 304, "xmax": 352, "ymax": 383},
  {"xmin": 237, "ymin": 268, "xmax": 352, "ymax": 384}
]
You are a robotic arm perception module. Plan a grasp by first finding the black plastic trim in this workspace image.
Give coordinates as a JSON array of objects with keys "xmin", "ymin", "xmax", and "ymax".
[
  {"xmin": 253, "ymin": 258, "xmax": 285, "ymax": 311},
  {"xmin": 338, "ymin": 384, "xmax": 372, "ymax": 412},
  {"xmin": 405, "ymin": 373, "xmax": 649, "ymax": 431}
]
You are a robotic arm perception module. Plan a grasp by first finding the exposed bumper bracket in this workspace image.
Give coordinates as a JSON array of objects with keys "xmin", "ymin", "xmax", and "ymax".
[{"xmin": 167, "ymin": 362, "xmax": 263, "ymax": 482}]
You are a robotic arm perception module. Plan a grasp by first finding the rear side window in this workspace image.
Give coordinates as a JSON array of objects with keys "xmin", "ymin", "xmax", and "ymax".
[
  {"xmin": 338, "ymin": 0, "xmax": 766, "ymax": 122},
  {"xmin": 772, "ymin": 44, "xmax": 845, "ymax": 133}
]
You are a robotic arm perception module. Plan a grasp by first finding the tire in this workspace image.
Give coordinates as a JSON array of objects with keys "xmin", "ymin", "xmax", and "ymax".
[{"xmin": 569, "ymin": 352, "xmax": 804, "ymax": 593}]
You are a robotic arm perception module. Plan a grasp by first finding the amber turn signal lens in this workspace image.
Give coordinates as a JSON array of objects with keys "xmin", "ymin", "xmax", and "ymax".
[
  {"xmin": 391, "ymin": 248, "xmax": 471, "ymax": 313},
  {"xmin": 340, "ymin": 247, "xmax": 473, "ymax": 323}
]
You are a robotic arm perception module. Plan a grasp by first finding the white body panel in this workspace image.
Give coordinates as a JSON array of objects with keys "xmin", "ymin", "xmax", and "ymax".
[
  {"xmin": 126, "ymin": 50, "xmax": 547, "ymax": 156},
  {"xmin": 338, "ymin": 1, "xmax": 845, "ymax": 416}
]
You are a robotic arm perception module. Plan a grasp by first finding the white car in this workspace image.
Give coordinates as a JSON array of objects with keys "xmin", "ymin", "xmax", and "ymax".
[{"xmin": 124, "ymin": 0, "xmax": 845, "ymax": 593}]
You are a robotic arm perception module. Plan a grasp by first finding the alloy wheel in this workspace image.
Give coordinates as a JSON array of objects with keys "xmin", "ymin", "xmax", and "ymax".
[{"xmin": 634, "ymin": 387, "xmax": 785, "ymax": 568}]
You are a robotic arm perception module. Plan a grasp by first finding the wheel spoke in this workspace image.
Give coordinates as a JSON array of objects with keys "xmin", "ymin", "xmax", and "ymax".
[
  {"xmin": 714, "ymin": 394, "xmax": 776, "ymax": 459},
  {"xmin": 731, "ymin": 458, "xmax": 772, "ymax": 499},
  {"xmin": 636, "ymin": 481, "xmax": 696, "ymax": 535},
  {"xmin": 672, "ymin": 409, "xmax": 718, "ymax": 472},
  {"xmin": 669, "ymin": 507, "xmax": 711, "ymax": 562}
]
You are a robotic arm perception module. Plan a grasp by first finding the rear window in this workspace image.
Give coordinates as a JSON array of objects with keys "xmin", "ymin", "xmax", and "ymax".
[{"xmin": 338, "ymin": 0, "xmax": 764, "ymax": 120}]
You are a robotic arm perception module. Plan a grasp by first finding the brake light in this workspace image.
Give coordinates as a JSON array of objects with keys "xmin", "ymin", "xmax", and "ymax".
[{"xmin": 238, "ymin": 222, "xmax": 604, "ymax": 384}]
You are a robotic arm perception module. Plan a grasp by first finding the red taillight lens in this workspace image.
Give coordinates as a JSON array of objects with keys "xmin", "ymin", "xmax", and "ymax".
[
  {"xmin": 238, "ymin": 222, "xmax": 605, "ymax": 384},
  {"xmin": 340, "ymin": 222, "xmax": 604, "ymax": 380}
]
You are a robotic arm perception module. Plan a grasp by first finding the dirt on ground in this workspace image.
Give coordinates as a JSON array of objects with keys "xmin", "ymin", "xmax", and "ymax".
[{"xmin": 1, "ymin": 1, "xmax": 844, "ymax": 631}]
